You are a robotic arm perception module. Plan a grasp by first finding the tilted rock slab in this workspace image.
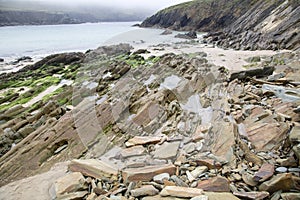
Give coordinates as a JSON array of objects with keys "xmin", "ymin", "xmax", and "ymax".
[
  {"xmin": 54, "ymin": 172, "xmax": 87, "ymax": 197},
  {"xmin": 69, "ymin": 159, "xmax": 119, "ymax": 181},
  {"xmin": 259, "ymin": 173, "xmax": 300, "ymax": 193},
  {"xmin": 125, "ymin": 136, "xmax": 162, "ymax": 147}
]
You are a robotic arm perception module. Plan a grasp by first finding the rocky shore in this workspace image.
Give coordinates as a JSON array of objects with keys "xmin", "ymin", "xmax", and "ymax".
[{"xmin": 0, "ymin": 38, "xmax": 299, "ymax": 200}]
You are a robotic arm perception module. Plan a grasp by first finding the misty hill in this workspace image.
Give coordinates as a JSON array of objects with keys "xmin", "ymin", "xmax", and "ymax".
[
  {"xmin": 0, "ymin": 10, "xmax": 98, "ymax": 26},
  {"xmin": 0, "ymin": 0, "xmax": 152, "ymax": 26},
  {"xmin": 141, "ymin": 0, "xmax": 300, "ymax": 50}
]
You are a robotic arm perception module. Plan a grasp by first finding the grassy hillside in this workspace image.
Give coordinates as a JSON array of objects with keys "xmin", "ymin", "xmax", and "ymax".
[{"xmin": 141, "ymin": 0, "xmax": 254, "ymax": 31}]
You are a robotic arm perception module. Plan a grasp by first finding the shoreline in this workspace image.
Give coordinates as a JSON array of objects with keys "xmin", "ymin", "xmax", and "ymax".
[
  {"xmin": 0, "ymin": 37, "xmax": 288, "ymax": 75},
  {"xmin": 1, "ymin": 23, "xmax": 290, "ymax": 75}
]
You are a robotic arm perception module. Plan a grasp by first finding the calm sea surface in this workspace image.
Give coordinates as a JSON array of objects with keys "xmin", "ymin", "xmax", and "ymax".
[{"xmin": 0, "ymin": 22, "xmax": 141, "ymax": 58}]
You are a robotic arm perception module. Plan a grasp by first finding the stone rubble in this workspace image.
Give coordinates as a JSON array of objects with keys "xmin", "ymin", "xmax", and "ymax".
[{"xmin": 0, "ymin": 45, "xmax": 299, "ymax": 199}]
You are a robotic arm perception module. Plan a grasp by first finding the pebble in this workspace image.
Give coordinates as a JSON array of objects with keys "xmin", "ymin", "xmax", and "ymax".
[
  {"xmin": 153, "ymin": 173, "xmax": 170, "ymax": 184},
  {"xmin": 288, "ymin": 168, "xmax": 300, "ymax": 173},
  {"xmin": 191, "ymin": 166, "xmax": 208, "ymax": 178},
  {"xmin": 186, "ymin": 170, "xmax": 195, "ymax": 182},
  {"xmin": 231, "ymin": 173, "xmax": 242, "ymax": 181},
  {"xmin": 275, "ymin": 167, "xmax": 288, "ymax": 173},
  {"xmin": 183, "ymin": 142, "xmax": 196, "ymax": 154},
  {"xmin": 190, "ymin": 181, "xmax": 198, "ymax": 188},
  {"xmin": 170, "ymin": 175, "xmax": 189, "ymax": 187}
]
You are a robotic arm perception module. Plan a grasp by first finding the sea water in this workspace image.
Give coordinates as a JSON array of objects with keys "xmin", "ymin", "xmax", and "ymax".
[
  {"xmin": 0, "ymin": 22, "xmax": 187, "ymax": 59},
  {"xmin": 0, "ymin": 22, "xmax": 140, "ymax": 58}
]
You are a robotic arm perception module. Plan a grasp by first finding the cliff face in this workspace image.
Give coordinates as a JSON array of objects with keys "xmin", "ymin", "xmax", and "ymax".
[
  {"xmin": 141, "ymin": 0, "xmax": 253, "ymax": 32},
  {"xmin": 214, "ymin": 0, "xmax": 300, "ymax": 50},
  {"xmin": 141, "ymin": 0, "xmax": 300, "ymax": 50}
]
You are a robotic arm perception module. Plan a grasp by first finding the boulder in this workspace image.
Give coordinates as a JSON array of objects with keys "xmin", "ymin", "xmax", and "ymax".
[
  {"xmin": 132, "ymin": 23, "xmax": 141, "ymax": 27},
  {"xmin": 161, "ymin": 30, "xmax": 173, "ymax": 35},
  {"xmin": 133, "ymin": 49, "xmax": 150, "ymax": 55},
  {"xmin": 175, "ymin": 31, "xmax": 197, "ymax": 39},
  {"xmin": 16, "ymin": 56, "xmax": 32, "ymax": 63}
]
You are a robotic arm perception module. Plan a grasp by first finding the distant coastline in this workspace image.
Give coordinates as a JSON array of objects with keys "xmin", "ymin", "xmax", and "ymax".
[{"xmin": 0, "ymin": 9, "xmax": 148, "ymax": 27}]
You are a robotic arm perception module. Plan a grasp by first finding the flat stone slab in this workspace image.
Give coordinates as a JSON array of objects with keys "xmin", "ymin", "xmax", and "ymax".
[
  {"xmin": 259, "ymin": 173, "xmax": 300, "ymax": 193},
  {"xmin": 233, "ymin": 191, "xmax": 269, "ymax": 200},
  {"xmin": 68, "ymin": 159, "xmax": 119, "ymax": 180},
  {"xmin": 197, "ymin": 177, "xmax": 230, "ymax": 192},
  {"xmin": 254, "ymin": 163, "xmax": 274, "ymax": 182},
  {"xmin": 204, "ymin": 192, "xmax": 241, "ymax": 200},
  {"xmin": 153, "ymin": 141, "xmax": 180, "ymax": 160},
  {"xmin": 130, "ymin": 185, "xmax": 159, "ymax": 197},
  {"xmin": 120, "ymin": 145, "xmax": 146, "ymax": 158},
  {"xmin": 54, "ymin": 172, "xmax": 87, "ymax": 197},
  {"xmin": 122, "ymin": 164, "xmax": 176, "ymax": 182},
  {"xmin": 246, "ymin": 122, "xmax": 289, "ymax": 151},
  {"xmin": 125, "ymin": 136, "xmax": 162, "ymax": 147},
  {"xmin": 160, "ymin": 186, "xmax": 203, "ymax": 198}
]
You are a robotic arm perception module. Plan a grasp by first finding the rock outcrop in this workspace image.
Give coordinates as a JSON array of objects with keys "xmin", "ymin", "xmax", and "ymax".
[
  {"xmin": 205, "ymin": 0, "xmax": 300, "ymax": 51},
  {"xmin": 141, "ymin": 0, "xmax": 251, "ymax": 32},
  {"xmin": 142, "ymin": 0, "xmax": 300, "ymax": 51},
  {"xmin": 0, "ymin": 43, "xmax": 299, "ymax": 199}
]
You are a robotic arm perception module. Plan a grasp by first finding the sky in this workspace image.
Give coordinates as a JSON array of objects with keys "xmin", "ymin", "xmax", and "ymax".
[{"xmin": 2, "ymin": 0, "xmax": 192, "ymax": 10}]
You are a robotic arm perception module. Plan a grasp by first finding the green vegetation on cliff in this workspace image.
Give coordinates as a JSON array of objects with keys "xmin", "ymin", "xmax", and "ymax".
[{"xmin": 142, "ymin": 0, "xmax": 254, "ymax": 32}]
